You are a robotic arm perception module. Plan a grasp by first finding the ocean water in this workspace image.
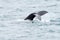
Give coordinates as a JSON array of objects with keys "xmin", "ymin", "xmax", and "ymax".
[{"xmin": 0, "ymin": 0, "xmax": 60, "ymax": 40}]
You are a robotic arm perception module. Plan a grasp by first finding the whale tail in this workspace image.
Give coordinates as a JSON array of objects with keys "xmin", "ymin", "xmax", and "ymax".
[{"xmin": 24, "ymin": 13, "xmax": 36, "ymax": 21}]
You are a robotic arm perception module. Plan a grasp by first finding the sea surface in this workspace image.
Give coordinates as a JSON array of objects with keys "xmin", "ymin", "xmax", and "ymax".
[{"xmin": 0, "ymin": 0, "xmax": 60, "ymax": 40}]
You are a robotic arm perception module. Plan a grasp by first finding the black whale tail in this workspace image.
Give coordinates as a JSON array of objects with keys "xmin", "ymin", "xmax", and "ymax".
[
  {"xmin": 24, "ymin": 13, "xmax": 36, "ymax": 21},
  {"xmin": 24, "ymin": 18, "xmax": 27, "ymax": 20}
]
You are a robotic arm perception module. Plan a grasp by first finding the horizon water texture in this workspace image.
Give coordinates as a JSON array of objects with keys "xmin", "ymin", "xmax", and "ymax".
[{"xmin": 0, "ymin": 0, "xmax": 60, "ymax": 40}]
